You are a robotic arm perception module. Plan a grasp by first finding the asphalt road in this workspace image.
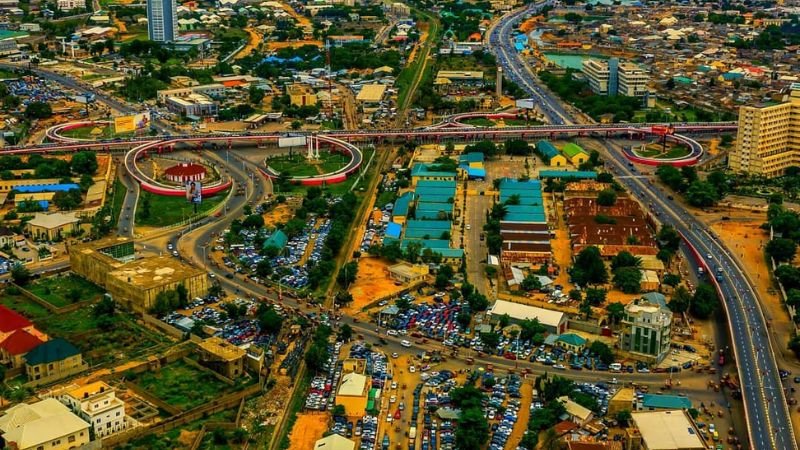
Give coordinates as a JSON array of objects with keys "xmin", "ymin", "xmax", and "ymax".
[
  {"xmin": 486, "ymin": 2, "xmax": 572, "ymax": 126},
  {"xmin": 599, "ymin": 143, "xmax": 797, "ymax": 449}
]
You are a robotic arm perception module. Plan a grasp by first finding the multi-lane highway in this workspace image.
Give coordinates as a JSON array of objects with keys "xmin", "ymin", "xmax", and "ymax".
[
  {"xmin": 485, "ymin": 4, "xmax": 796, "ymax": 445},
  {"xmin": 487, "ymin": 2, "xmax": 572, "ymax": 125}
]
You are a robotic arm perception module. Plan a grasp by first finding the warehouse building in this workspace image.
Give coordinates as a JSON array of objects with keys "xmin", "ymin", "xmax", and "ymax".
[
  {"xmin": 497, "ymin": 178, "xmax": 551, "ymax": 266},
  {"xmin": 488, "ymin": 300, "xmax": 566, "ymax": 334},
  {"xmin": 628, "ymin": 410, "xmax": 708, "ymax": 450},
  {"xmin": 536, "ymin": 140, "xmax": 567, "ymax": 167},
  {"xmin": 69, "ymin": 237, "xmax": 208, "ymax": 312}
]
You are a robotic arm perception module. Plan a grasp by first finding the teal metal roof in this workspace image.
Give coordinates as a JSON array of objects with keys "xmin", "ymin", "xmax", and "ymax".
[
  {"xmin": 401, "ymin": 239, "xmax": 451, "ymax": 249},
  {"xmin": 25, "ymin": 338, "xmax": 80, "ymax": 366},
  {"xmin": 537, "ymin": 140, "xmax": 560, "ymax": 161},
  {"xmin": 405, "ymin": 228, "xmax": 452, "ymax": 239},
  {"xmin": 504, "ymin": 212, "xmax": 547, "ymax": 223},
  {"xmin": 415, "ymin": 186, "xmax": 456, "ymax": 197},
  {"xmin": 562, "ymin": 143, "xmax": 587, "ymax": 159},
  {"xmin": 416, "ymin": 202, "xmax": 453, "ymax": 213},
  {"xmin": 393, "ymin": 192, "xmax": 415, "ymax": 217},
  {"xmin": 416, "ymin": 194, "xmax": 454, "ymax": 204},
  {"xmin": 459, "ymin": 152, "xmax": 484, "ymax": 164},
  {"xmin": 416, "ymin": 180, "xmax": 457, "ymax": 189},
  {"xmin": 557, "ymin": 333, "xmax": 587, "ymax": 346},
  {"xmin": 411, "ymin": 163, "xmax": 456, "ymax": 178},
  {"xmin": 406, "ymin": 220, "xmax": 451, "ymax": 231},
  {"xmin": 538, "ymin": 170, "xmax": 597, "ymax": 179},
  {"xmin": 506, "ymin": 204, "xmax": 544, "ymax": 215},
  {"xmin": 641, "ymin": 394, "xmax": 692, "ymax": 410},
  {"xmin": 499, "ymin": 178, "xmax": 542, "ymax": 190},
  {"xmin": 264, "ymin": 230, "xmax": 288, "ymax": 250}
]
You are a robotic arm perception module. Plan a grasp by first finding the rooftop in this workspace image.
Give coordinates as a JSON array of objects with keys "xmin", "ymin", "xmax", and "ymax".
[
  {"xmin": 0, "ymin": 399, "xmax": 89, "ymax": 450},
  {"xmin": 26, "ymin": 212, "xmax": 80, "ymax": 229},
  {"xmin": 0, "ymin": 329, "xmax": 42, "ymax": 355},
  {"xmin": 488, "ymin": 300, "xmax": 564, "ymax": 328},
  {"xmin": 314, "ymin": 433, "xmax": 355, "ymax": 450},
  {"xmin": 25, "ymin": 338, "xmax": 80, "ymax": 366},
  {"xmin": 107, "ymin": 255, "xmax": 205, "ymax": 290},
  {"xmin": 64, "ymin": 381, "xmax": 113, "ymax": 401},
  {"xmin": 631, "ymin": 410, "xmax": 706, "ymax": 450},
  {"xmin": 641, "ymin": 394, "xmax": 692, "ymax": 410},
  {"xmin": 356, "ymin": 84, "xmax": 387, "ymax": 103},
  {"xmin": 338, "ymin": 372, "xmax": 367, "ymax": 397},
  {"xmin": 198, "ymin": 336, "xmax": 246, "ymax": 361},
  {"xmin": 0, "ymin": 305, "xmax": 33, "ymax": 333}
]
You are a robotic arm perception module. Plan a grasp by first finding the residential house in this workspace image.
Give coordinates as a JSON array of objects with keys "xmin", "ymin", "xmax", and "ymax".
[
  {"xmin": 25, "ymin": 338, "xmax": 87, "ymax": 384},
  {"xmin": 556, "ymin": 333, "xmax": 587, "ymax": 353},
  {"xmin": 60, "ymin": 381, "xmax": 130, "ymax": 439},
  {"xmin": 0, "ymin": 329, "xmax": 43, "ymax": 368},
  {"xmin": 197, "ymin": 336, "xmax": 246, "ymax": 379},
  {"xmin": 0, "ymin": 398, "xmax": 90, "ymax": 450}
]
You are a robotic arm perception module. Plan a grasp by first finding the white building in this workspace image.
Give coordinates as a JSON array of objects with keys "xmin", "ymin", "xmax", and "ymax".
[
  {"xmin": 56, "ymin": 0, "xmax": 85, "ymax": 10},
  {"xmin": 582, "ymin": 58, "xmax": 649, "ymax": 97},
  {"xmin": 147, "ymin": 0, "xmax": 178, "ymax": 42},
  {"xmin": 59, "ymin": 381, "xmax": 130, "ymax": 439},
  {"xmin": 487, "ymin": 300, "xmax": 566, "ymax": 334},
  {"xmin": 619, "ymin": 299, "xmax": 672, "ymax": 363}
]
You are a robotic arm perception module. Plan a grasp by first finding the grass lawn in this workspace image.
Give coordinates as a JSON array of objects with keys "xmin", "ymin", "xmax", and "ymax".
[
  {"xmin": 110, "ymin": 178, "xmax": 127, "ymax": 227},
  {"xmin": 280, "ymin": 148, "xmax": 376, "ymax": 197},
  {"xmin": 634, "ymin": 147, "xmax": 661, "ymax": 157},
  {"xmin": 124, "ymin": 408, "xmax": 238, "ymax": 449},
  {"xmin": 0, "ymin": 69, "xmax": 18, "ymax": 79},
  {"xmin": 27, "ymin": 274, "xmax": 105, "ymax": 308},
  {"xmin": 136, "ymin": 189, "xmax": 229, "ymax": 228},
  {"xmin": 267, "ymin": 152, "xmax": 348, "ymax": 178},
  {"xmin": 60, "ymin": 125, "xmax": 115, "ymax": 140},
  {"xmin": 0, "ymin": 292, "xmax": 50, "ymax": 319},
  {"xmin": 504, "ymin": 118, "xmax": 540, "ymax": 126},
  {"xmin": 376, "ymin": 190, "xmax": 397, "ymax": 209},
  {"xmin": 462, "ymin": 118, "xmax": 495, "ymax": 127},
  {"xmin": 36, "ymin": 307, "xmax": 98, "ymax": 335},
  {"xmin": 134, "ymin": 360, "xmax": 235, "ymax": 410},
  {"xmin": 663, "ymin": 146, "xmax": 690, "ymax": 159}
]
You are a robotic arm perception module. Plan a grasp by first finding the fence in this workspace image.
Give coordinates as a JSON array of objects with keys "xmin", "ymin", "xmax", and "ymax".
[{"xmin": 11, "ymin": 276, "xmax": 97, "ymax": 315}]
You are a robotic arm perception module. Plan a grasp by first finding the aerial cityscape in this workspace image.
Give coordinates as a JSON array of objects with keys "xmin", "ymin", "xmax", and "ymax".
[{"xmin": 0, "ymin": 0, "xmax": 795, "ymax": 448}]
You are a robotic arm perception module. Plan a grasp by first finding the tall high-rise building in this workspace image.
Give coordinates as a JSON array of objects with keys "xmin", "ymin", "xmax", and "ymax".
[
  {"xmin": 581, "ymin": 58, "xmax": 649, "ymax": 97},
  {"xmin": 729, "ymin": 85, "xmax": 800, "ymax": 178},
  {"xmin": 619, "ymin": 298, "xmax": 672, "ymax": 363},
  {"xmin": 147, "ymin": 0, "xmax": 177, "ymax": 43}
]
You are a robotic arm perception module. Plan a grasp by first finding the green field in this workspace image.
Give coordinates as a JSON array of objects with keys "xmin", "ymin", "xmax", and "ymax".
[
  {"xmin": 267, "ymin": 151, "xmax": 349, "ymax": 178},
  {"xmin": 110, "ymin": 178, "xmax": 127, "ymax": 227},
  {"xmin": 0, "ymin": 291, "xmax": 49, "ymax": 319},
  {"xmin": 60, "ymin": 125, "xmax": 115, "ymax": 140},
  {"xmin": 136, "ymin": 189, "xmax": 229, "ymax": 228},
  {"xmin": 634, "ymin": 145, "xmax": 690, "ymax": 159},
  {"xmin": 133, "ymin": 360, "xmax": 236, "ymax": 410},
  {"xmin": 35, "ymin": 306, "xmax": 170, "ymax": 365},
  {"xmin": 28, "ymin": 274, "xmax": 105, "ymax": 308},
  {"xmin": 462, "ymin": 118, "xmax": 495, "ymax": 127}
]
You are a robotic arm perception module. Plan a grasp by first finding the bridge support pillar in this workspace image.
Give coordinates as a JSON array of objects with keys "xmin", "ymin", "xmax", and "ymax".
[
  {"xmin": 315, "ymin": 136, "xmax": 320, "ymax": 158},
  {"xmin": 227, "ymin": 139, "xmax": 232, "ymax": 149},
  {"xmin": 306, "ymin": 135, "xmax": 314, "ymax": 160}
]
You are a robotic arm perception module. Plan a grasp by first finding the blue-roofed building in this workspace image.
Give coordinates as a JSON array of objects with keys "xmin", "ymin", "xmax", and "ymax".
[
  {"xmin": 459, "ymin": 153, "xmax": 484, "ymax": 164},
  {"xmin": 263, "ymin": 230, "xmax": 288, "ymax": 252},
  {"xmin": 640, "ymin": 394, "xmax": 692, "ymax": 411},
  {"xmin": 392, "ymin": 192, "xmax": 415, "ymax": 224},
  {"xmin": 400, "ymin": 239, "xmax": 450, "ymax": 249},
  {"xmin": 416, "ymin": 202, "xmax": 453, "ymax": 220},
  {"xmin": 538, "ymin": 170, "xmax": 597, "ymax": 180},
  {"xmin": 385, "ymin": 222, "xmax": 402, "ymax": 239},
  {"xmin": 416, "ymin": 180, "xmax": 457, "ymax": 189},
  {"xmin": 14, "ymin": 183, "xmax": 80, "ymax": 194},
  {"xmin": 466, "ymin": 167, "xmax": 486, "ymax": 180},
  {"xmin": 405, "ymin": 220, "xmax": 451, "ymax": 231},
  {"xmin": 498, "ymin": 177, "xmax": 551, "ymax": 265},
  {"xmin": 411, "ymin": 163, "xmax": 456, "ymax": 186},
  {"xmin": 536, "ymin": 140, "xmax": 567, "ymax": 166}
]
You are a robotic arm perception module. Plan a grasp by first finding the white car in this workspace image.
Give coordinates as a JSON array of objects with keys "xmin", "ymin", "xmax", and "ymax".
[
  {"xmin": 409, "ymin": 365, "xmax": 416, "ymax": 373},
  {"xmin": 400, "ymin": 339, "xmax": 411, "ymax": 348},
  {"xmin": 392, "ymin": 352, "xmax": 399, "ymax": 359},
  {"xmin": 386, "ymin": 415, "xmax": 393, "ymax": 423},
  {"xmin": 391, "ymin": 381, "xmax": 398, "ymax": 389},
  {"xmin": 389, "ymin": 395, "xmax": 397, "ymax": 403},
  {"xmin": 466, "ymin": 224, "xmax": 471, "ymax": 230},
  {"xmin": 387, "ymin": 330, "xmax": 398, "ymax": 336}
]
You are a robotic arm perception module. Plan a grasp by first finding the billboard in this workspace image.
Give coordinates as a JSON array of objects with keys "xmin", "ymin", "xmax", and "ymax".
[
  {"xmin": 278, "ymin": 136, "xmax": 307, "ymax": 148},
  {"xmin": 114, "ymin": 112, "xmax": 151, "ymax": 134},
  {"xmin": 650, "ymin": 125, "xmax": 675, "ymax": 136},
  {"xmin": 185, "ymin": 181, "xmax": 202, "ymax": 204},
  {"xmin": 515, "ymin": 98, "xmax": 536, "ymax": 109}
]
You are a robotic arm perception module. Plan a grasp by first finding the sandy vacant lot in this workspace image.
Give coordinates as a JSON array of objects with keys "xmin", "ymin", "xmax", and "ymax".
[
  {"xmin": 347, "ymin": 258, "xmax": 405, "ymax": 314},
  {"xmin": 263, "ymin": 204, "xmax": 294, "ymax": 228},
  {"xmin": 287, "ymin": 412, "xmax": 329, "ymax": 450}
]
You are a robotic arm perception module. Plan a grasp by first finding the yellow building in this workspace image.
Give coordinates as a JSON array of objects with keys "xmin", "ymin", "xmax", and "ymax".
[
  {"xmin": 730, "ymin": 85, "xmax": 800, "ymax": 178},
  {"xmin": 69, "ymin": 237, "xmax": 209, "ymax": 312},
  {"xmin": 334, "ymin": 372, "xmax": 369, "ymax": 417},
  {"xmin": 608, "ymin": 387, "xmax": 636, "ymax": 417},
  {"xmin": 25, "ymin": 212, "xmax": 81, "ymax": 241},
  {"xmin": 197, "ymin": 337, "xmax": 246, "ymax": 379},
  {"xmin": 0, "ymin": 398, "xmax": 90, "ymax": 450},
  {"xmin": 286, "ymin": 83, "xmax": 317, "ymax": 107}
]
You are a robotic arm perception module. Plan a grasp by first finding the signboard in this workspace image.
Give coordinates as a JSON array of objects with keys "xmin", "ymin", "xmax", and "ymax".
[
  {"xmin": 114, "ymin": 112, "xmax": 151, "ymax": 134},
  {"xmin": 515, "ymin": 98, "xmax": 536, "ymax": 110},
  {"xmin": 185, "ymin": 181, "xmax": 202, "ymax": 204},
  {"xmin": 650, "ymin": 125, "xmax": 674, "ymax": 136},
  {"xmin": 278, "ymin": 136, "xmax": 307, "ymax": 148}
]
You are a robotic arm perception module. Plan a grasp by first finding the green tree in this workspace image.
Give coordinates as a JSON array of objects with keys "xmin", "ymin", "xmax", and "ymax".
[
  {"xmin": 24, "ymin": 101, "xmax": 53, "ymax": 119},
  {"xmin": 10, "ymin": 264, "xmax": 30, "ymax": 285},
  {"xmin": 657, "ymin": 225, "xmax": 681, "ymax": 252},
  {"xmin": 498, "ymin": 313, "xmax": 510, "ymax": 329},
  {"xmin": 612, "ymin": 267, "xmax": 642, "ymax": 294},
  {"xmin": 249, "ymin": 85, "xmax": 265, "ymax": 105},
  {"xmin": 656, "ymin": 165, "xmax": 686, "ymax": 192},
  {"xmin": 606, "ymin": 302, "xmax": 625, "ymax": 325},
  {"xmin": 70, "ymin": 151, "xmax": 98, "ymax": 175},
  {"xmin": 597, "ymin": 189, "xmax": 617, "ymax": 206},
  {"xmin": 520, "ymin": 274, "xmax": 542, "ymax": 291},
  {"xmin": 611, "ymin": 251, "xmax": 641, "ymax": 271},
  {"xmin": 685, "ymin": 180, "xmax": 719, "ymax": 207},
  {"xmin": 338, "ymin": 323, "xmax": 353, "ymax": 342},
  {"xmin": 256, "ymin": 259, "xmax": 273, "ymax": 278},
  {"xmin": 337, "ymin": 261, "xmax": 358, "ymax": 287},
  {"xmin": 690, "ymin": 283, "xmax": 719, "ymax": 318},
  {"xmin": 258, "ymin": 304, "xmax": 283, "ymax": 334},
  {"xmin": 616, "ymin": 409, "xmax": 632, "ymax": 426},
  {"xmin": 571, "ymin": 246, "xmax": 607, "ymax": 286},
  {"xmin": 590, "ymin": 340, "xmax": 614, "ymax": 365},
  {"xmin": 669, "ymin": 285, "xmax": 692, "ymax": 313},
  {"xmin": 663, "ymin": 273, "xmax": 681, "ymax": 287},
  {"xmin": 480, "ymin": 332, "xmax": 500, "ymax": 348},
  {"xmin": 767, "ymin": 238, "xmax": 798, "ymax": 262}
]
